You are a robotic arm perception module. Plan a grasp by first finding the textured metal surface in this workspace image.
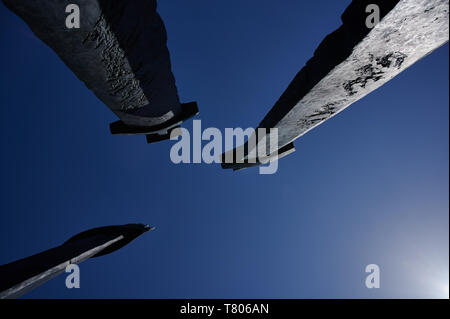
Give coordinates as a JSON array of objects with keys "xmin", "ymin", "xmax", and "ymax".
[
  {"xmin": 2, "ymin": 0, "xmax": 194, "ymax": 130},
  {"xmin": 273, "ymin": 0, "xmax": 449, "ymax": 148}
]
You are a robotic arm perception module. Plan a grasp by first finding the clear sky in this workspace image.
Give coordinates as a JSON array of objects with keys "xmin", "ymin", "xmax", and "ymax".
[{"xmin": 0, "ymin": 1, "xmax": 448, "ymax": 298}]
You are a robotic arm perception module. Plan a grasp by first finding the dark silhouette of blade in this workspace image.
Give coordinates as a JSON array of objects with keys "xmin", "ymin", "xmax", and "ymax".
[{"xmin": 0, "ymin": 224, "xmax": 153, "ymax": 299}]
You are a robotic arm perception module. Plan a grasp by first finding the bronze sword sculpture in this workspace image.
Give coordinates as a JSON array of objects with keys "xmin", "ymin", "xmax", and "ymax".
[
  {"xmin": 2, "ymin": 0, "xmax": 198, "ymax": 143},
  {"xmin": 222, "ymin": 0, "xmax": 449, "ymax": 170},
  {"xmin": 0, "ymin": 224, "xmax": 153, "ymax": 299}
]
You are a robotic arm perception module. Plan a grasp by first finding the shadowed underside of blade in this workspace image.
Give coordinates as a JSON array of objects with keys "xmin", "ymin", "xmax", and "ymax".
[{"xmin": 2, "ymin": 0, "xmax": 198, "ymax": 144}]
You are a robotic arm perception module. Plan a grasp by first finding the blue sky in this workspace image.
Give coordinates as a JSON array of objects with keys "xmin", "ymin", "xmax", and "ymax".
[{"xmin": 0, "ymin": 1, "xmax": 448, "ymax": 298}]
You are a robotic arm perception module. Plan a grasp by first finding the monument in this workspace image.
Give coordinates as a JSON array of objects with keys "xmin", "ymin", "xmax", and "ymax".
[
  {"xmin": 222, "ymin": 0, "xmax": 449, "ymax": 170},
  {"xmin": 0, "ymin": 223, "xmax": 153, "ymax": 299},
  {"xmin": 2, "ymin": 0, "xmax": 198, "ymax": 143}
]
